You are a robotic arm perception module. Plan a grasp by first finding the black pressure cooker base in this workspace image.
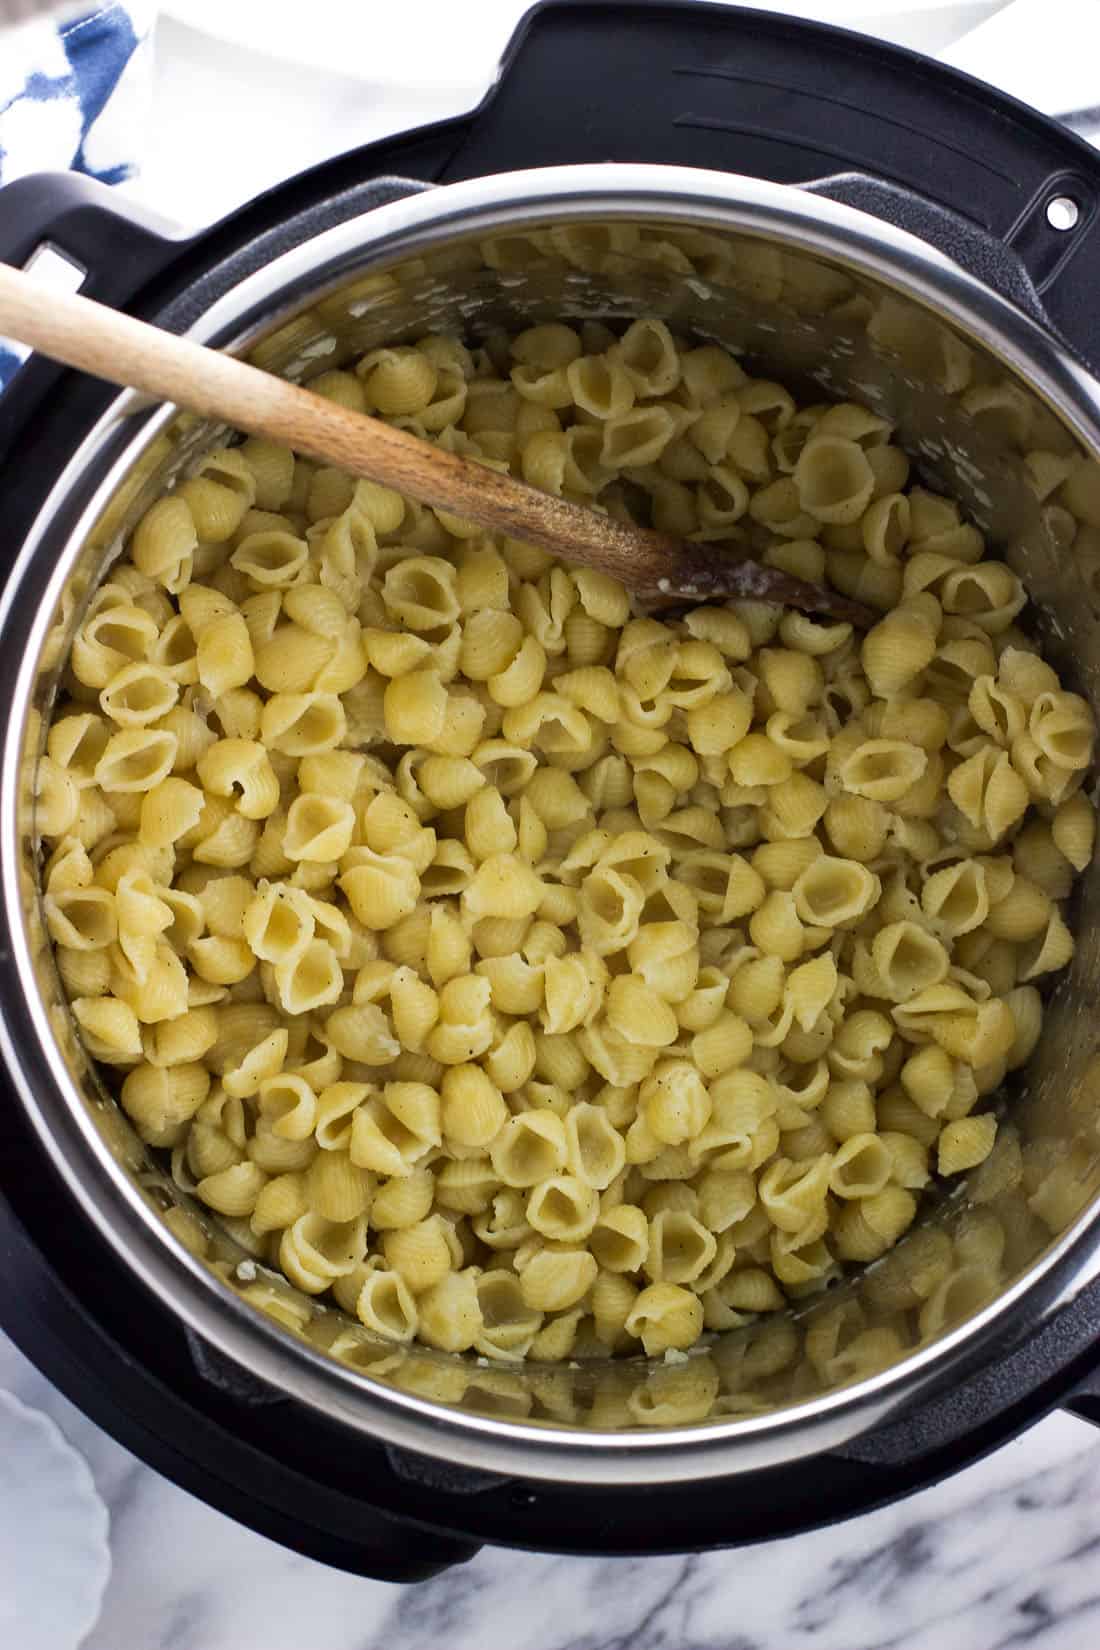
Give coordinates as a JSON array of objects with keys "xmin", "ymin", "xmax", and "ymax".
[{"xmin": 6, "ymin": 0, "xmax": 1100, "ymax": 1583}]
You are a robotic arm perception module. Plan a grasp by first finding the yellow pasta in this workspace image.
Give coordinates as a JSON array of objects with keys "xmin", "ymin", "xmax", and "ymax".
[
  {"xmin": 1052, "ymin": 792, "xmax": 1096, "ymax": 871},
  {"xmin": 624, "ymin": 1281, "xmax": 703, "ymax": 1354},
  {"xmin": 938, "ymin": 1114, "xmax": 998, "ymax": 1176},
  {"xmin": 41, "ymin": 313, "xmax": 1096, "ymax": 1367},
  {"xmin": 860, "ymin": 596, "xmax": 939, "ymax": 696}
]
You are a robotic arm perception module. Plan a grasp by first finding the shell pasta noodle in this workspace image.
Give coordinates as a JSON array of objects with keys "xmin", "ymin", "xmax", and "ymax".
[{"xmin": 40, "ymin": 315, "xmax": 1097, "ymax": 1364}]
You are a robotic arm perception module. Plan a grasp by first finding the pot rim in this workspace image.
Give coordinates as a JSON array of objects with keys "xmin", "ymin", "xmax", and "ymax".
[{"xmin": 5, "ymin": 161, "xmax": 1100, "ymax": 1485}]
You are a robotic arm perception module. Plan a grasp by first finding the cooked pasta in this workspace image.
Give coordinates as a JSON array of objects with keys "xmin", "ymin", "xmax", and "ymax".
[{"xmin": 40, "ymin": 315, "xmax": 1095, "ymax": 1364}]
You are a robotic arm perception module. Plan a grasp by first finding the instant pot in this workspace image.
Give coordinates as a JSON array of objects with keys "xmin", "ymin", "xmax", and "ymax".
[{"xmin": 6, "ymin": 0, "xmax": 1100, "ymax": 1582}]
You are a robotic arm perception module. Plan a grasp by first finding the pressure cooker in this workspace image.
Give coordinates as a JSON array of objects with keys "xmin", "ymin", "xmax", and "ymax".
[{"xmin": 4, "ymin": 0, "xmax": 1100, "ymax": 1581}]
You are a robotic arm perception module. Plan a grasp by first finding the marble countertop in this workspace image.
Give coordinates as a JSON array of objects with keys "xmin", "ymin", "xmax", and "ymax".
[{"xmin": 8, "ymin": 3, "xmax": 1100, "ymax": 1646}]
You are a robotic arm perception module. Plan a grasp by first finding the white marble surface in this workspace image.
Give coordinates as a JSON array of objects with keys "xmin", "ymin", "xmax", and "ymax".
[{"xmin": 10, "ymin": 1, "xmax": 1100, "ymax": 1646}]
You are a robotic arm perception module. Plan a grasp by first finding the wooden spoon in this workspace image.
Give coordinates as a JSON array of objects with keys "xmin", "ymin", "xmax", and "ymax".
[{"xmin": 0, "ymin": 262, "xmax": 873, "ymax": 626}]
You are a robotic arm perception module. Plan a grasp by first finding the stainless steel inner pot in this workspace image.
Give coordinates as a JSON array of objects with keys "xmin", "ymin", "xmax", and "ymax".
[{"xmin": 6, "ymin": 164, "xmax": 1100, "ymax": 1486}]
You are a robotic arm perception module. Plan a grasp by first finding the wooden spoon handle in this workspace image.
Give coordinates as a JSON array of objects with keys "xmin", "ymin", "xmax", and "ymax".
[
  {"xmin": 0, "ymin": 262, "xmax": 874, "ymax": 626},
  {"xmin": 0, "ymin": 262, "xmax": 677, "ymax": 569}
]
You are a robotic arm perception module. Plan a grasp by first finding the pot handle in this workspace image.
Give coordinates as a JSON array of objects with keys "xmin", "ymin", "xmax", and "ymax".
[
  {"xmin": 0, "ymin": 171, "xmax": 185, "ymax": 305},
  {"xmin": 0, "ymin": 170, "xmax": 433, "ymax": 521},
  {"xmin": 798, "ymin": 172, "xmax": 1089, "ymax": 362},
  {"xmin": 178, "ymin": 1333, "xmax": 482, "ymax": 1582},
  {"xmin": 1057, "ymin": 1272, "xmax": 1100, "ymax": 1430},
  {"xmin": 0, "ymin": 173, "xmax": 190, "ymax": 472},
  {"xmin": 1064, "ymin": 1375, "xmax": 1100, "ymax": 1428},
  {"xmin": 450, "ymin": 0, "xmax": 1100, "ymax": 374},
  {"xmin": 0, "ymin": 169, "xmax": 437, "ymax": 314}
]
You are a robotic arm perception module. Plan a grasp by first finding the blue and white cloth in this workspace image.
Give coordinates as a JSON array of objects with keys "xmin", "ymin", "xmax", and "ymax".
[{"xmin": 0, "ymin": 3, "xmax": 153, "ymax": 385}]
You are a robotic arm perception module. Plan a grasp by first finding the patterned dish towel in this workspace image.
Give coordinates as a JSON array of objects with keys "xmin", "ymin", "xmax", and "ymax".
[{"xmin": 0, "ymin": 3, "xmax": 153, "ymax": 385}]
